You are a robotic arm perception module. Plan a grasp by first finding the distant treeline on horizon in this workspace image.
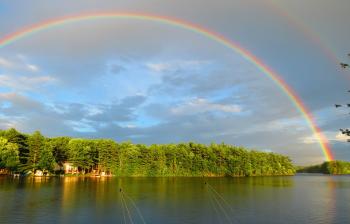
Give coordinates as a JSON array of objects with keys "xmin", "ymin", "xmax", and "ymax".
[
  {"xmin": 297, "ymin": 161, "xmax": 350, "ymax": 175},
  {"xmin": 0, "ymin": 128, "xmax": 295, "ymax": 177}
]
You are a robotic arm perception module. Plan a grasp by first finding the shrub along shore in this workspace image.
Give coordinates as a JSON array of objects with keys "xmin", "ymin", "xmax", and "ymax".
[{"xmin": 0, "ymin": 128, "xmax": 297, "ymax": 177}]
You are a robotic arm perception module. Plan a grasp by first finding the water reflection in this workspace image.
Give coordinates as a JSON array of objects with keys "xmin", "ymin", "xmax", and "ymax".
[{"xmin": 0, "ymin": 175, "xmax": 349, "ymax": 224}]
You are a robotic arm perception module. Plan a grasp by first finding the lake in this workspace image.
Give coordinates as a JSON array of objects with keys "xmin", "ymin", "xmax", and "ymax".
[{"xmin": 0, "ymin": 175, "xmax": 349, "ymax": 224}]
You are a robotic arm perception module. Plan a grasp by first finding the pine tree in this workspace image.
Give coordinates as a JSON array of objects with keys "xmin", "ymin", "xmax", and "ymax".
[{"xmin": 26, "ymin": 131, "xmax": 45, "ymax": 172}]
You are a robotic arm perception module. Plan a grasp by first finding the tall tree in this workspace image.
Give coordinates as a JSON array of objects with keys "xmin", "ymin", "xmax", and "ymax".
[
  {"xmin": 0, "ymin": 137, "xmax": 20, "ymax": 171},
  {"xmin": 0, "ymin": 128, "xmax": 28, "ymax": 164},
  {"xmin": 67, "ymin": 139, "xmax": 94, "ymax": 173},
  {"xmin": 26, "ymin": 131, "xmax": 45, "ymax": 172},
  {"xmin": 96, "ymin": 139, "xmax": 118, "ymax": 174},
  {"xmin": 38, "ymin": 141, "xmax": 56, "ymax": 173},
  {"xmin": 49, "ymin": 137, "xmax": 70, "ymax": 166}
]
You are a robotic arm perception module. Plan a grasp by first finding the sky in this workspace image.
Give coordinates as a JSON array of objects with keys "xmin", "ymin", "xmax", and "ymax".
[{"xmin": 0, "ymin": 0, "xmax": 350, "ymax": 164}]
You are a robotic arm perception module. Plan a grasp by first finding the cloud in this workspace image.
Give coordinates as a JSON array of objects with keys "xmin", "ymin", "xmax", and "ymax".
[
  {"xmin": 0, "ymin": 57, "xmax": 14, "ymax": 68},
  {"xmin": 0, "ymin": 56, "xmax": 41, "ymax": 72},
  {"xmin": 146, "ymin": 63, "xmax": 170, "ymax": 73},
  {"xmin": 146, "ymin": 60, "xmax": 208, "ymax": 73},
  {"xmin": 0, "ymin": 92, "xmax": 149, "ymax": 136},
  {"xmin": 0, "ymin": 74, "xmax": 56, "ymax": 91},
  {"xmin": 65, "ymin": 119, "xmax": 97, "ymax": 133},
  {"xmin": 0, "ymin": 117, "xmax": 21, "ymax": 130},
  {"xmin": 27, "ymin": 64, "xmax": 39, "ymax": 72},
  {"xmin": 109, "ymin": 64, "xmax": 125, "ymax": 74},
  {"xmin": 88, "ymin": 95, "xmax": 147, "ymax": 122},
  {"xmin": 335, "ymin": 132, "xmax": 349, "ymax": 142},
  {"xmin": 52, "ymin": 103, "xmax": 90, "ymax": 120},
  {"xmin": 0, "ymin": 92, "xmax": 44, "ymax": 115},
  {"xmin": 301, "ymin": 134, "xmax": 321, "ymax": 145},
  {"xmin": 301, "ymin": 131, "xmax": 349, "ymax": 145},
  {"xmin": 171, "ymin": 98, "xmax": 242, "ymax": 115}
]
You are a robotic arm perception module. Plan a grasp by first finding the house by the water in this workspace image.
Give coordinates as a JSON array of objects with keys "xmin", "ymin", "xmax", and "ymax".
[{"xmin": 63, "ymin": 162, "xmax": 78, "ymax": 174}]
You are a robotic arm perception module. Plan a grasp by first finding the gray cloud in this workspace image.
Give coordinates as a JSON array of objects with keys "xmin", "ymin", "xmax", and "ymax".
[
  {"xmin": 0, "ymin": 93, "xmax": 44, "ymax": 116},
  {"xmin": 109, "ymin": 64, "xmax": 125, "ymax": 74},
  {"xmin": 88, "ymin": 95, "xmax": 147, "ymax": 122},
  {"xmin": 0, "ymin": 92, "xmax": 146, "ymax": 136}
]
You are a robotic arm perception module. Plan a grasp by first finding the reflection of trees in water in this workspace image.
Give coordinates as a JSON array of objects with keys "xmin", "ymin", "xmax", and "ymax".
[
  {"xmin": 1, "ymin": 176, "xmax": 348, "ymax": 223},
  {"xmin": 243, "ymin": 176, "xmax": 294, "ymax": 187}
]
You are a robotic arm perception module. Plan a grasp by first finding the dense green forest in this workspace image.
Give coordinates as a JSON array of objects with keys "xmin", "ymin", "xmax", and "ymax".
[
  {"xmin": 0, "ymin": 128, "xmax": 295, "ymax": 176},
  {"xmin": 297, "ymin": 161, "xmax": 350, "ymax": 175}
]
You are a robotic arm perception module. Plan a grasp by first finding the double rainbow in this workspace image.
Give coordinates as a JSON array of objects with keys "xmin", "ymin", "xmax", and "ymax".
[{"xmin": 0, "ymin": 12, "xmax": 334, "ymax": 161}]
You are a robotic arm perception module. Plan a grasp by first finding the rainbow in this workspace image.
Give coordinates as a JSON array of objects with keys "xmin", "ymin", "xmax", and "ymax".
[{"xmin": 0, "ymin": 12, "xmax": 334, "ymax": 161}]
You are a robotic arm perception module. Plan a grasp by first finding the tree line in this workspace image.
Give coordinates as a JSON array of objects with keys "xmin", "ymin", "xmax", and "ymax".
[
  {"xmin": 0, "ymin": 128, "xmax": 295, "ymax": 176},
  {"xmin": 297, "ymin": 161, "xmax": 350, "ymax": 175}
]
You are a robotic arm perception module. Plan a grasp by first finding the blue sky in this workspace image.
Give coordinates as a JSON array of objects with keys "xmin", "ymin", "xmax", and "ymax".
[{"xmin": 0, "ymin": 0, "xmax": 350, "ymax": 164}]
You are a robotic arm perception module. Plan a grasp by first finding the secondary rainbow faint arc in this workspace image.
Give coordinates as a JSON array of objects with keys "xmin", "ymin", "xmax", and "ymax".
[{"xmin": 0, "ymin": 12, "xmax": 334, "ymax": 161}]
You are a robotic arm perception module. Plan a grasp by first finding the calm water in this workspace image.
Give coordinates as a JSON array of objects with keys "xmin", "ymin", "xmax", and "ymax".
[{"xmin": 0, "ymin": 175, "xmax": 349, "ymax": 224}]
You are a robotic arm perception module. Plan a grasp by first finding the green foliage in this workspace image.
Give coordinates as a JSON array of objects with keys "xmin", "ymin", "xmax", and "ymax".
[
  {"xmin": 48, "ymin": 137, "xmax": 71, "ymax": 166},
  {"xmin": 0, "ymin": 137, "xmax": 20, "ymax": 171},
  {"xmin": 0, "ymin": 128, "xmax": 297, "ymax": 176},
  {"xmin": 111, "ymin": 142, "xmax": 295, "ymax": 177},
  {"xmin": 297, "ymin": 160, "xmax": 350, "ymax": 175},
  {"xmin": 322, "ymin": 161, "xmax": 350, "ymax": 174},
  {"xmin": 0, "ymin": 128, "xmax": 28, "ymax": 164},
  {"xmin": 67, "ymin": 139, "xmax": 95, "ymax": 173},
  {"xmin": 38, "ymin": 141, "xmax": 56, "ymax": 172},
  {"xmin": 95, "ymin": 139, "xmax": 118, "ymax": 173},
  {"xmin": 26, "ymin": 131, "xmax": 45, "ymax": 171}
]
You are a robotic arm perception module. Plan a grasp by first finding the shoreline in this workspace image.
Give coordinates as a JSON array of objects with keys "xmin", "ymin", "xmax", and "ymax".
[{"xmin": 2, "ymin": 173, "xmax": 297, "ymax": 178}]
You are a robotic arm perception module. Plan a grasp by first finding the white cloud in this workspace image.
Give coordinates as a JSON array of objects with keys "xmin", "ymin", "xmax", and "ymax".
[
  {"xmin": 258, "ymin": 117, "xmax": 306, "ymax": 133},
  {"xmin": 302, "ymin": 134, "xmax": 320, "ymax": 144},
  {"xmin": 146, "ymin": 63, "xmax": 170, "ymax": 73},
  {"xmin": 171, "ymin": 98, "xmax": 242, "ymax": 115},
  {"xmin": 0, "ymin": 56, "xmax": 41, "ymax": 72},
  {"xmin": 146, "ymin": 60, "xmax": 209, "ymax": 73},
  {"xmin": 0, "ymin": 116, "xmax": 21, "ymax": 130},
  {"xmin": 27, "ymin": 64, "xmax": 39, "ymax": 72},
  {"xmin": 64, "ymin": 120, "xmax": 96, "ymax": 133},
  {"xmin": 0, "ymin": 57, "xmax": 14, "ymax": 68},
  {"xmin": 335, "ymin": 132, "xmax": 349, "ymax": 142},
  {"xmin": 119, "ymin": 123, "xmax": 137, "ymax": 128},
  {"xmin": 301, "ymin": 131, "xmax": 349, "ymax": 144},
  {"xmin": 0, "ymin": 74, "xmax": 56, "ymax": 91}
]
